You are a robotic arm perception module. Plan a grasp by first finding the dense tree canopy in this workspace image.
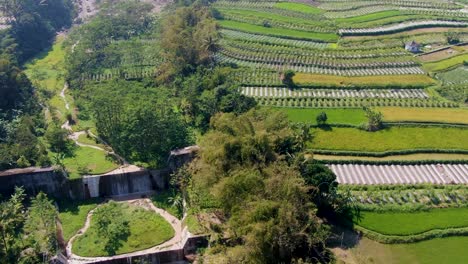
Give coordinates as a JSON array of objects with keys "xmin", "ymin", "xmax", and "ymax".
[
  {"xmin": 184, "ymin": 109, "xmax": 335, "ymax": 263},
  {"xmin": 159, "ymin": 4, "xmax": 219, "ymax": 80},
  {"xmin": 90, "ymin": 80, "xmax": 192, "ymax": 167}
]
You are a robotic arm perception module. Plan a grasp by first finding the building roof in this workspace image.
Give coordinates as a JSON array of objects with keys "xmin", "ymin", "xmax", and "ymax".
[{"xmin": 406, "ymin": 40, "xmax": 420, "ymax": 47}]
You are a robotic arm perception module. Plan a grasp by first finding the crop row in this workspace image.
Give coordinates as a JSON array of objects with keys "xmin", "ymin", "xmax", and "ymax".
[
  {"xmin": 223, "ymin": 38, "xmax": 410, "ymax": 59},
  {"xmin": 220, "ymin": 46, "xmax": 418, "ymax": 68},
  {"xmin": 227, "ymin": 69, "xmax": 282, "ymax": 85},
  {"xmin": 318, "ymin": 0, "xmax": 461, "ymax": 11},
  {"xmin": 213, "ymin": 1, "xmax": 275, "ymax": 9},
  {"xmin": 219, "ymin": 44, "xmax": 418, "ymax": 64},
  {"xmin": 324, "ymin": 5, "xmax": 395, "ymax": 18},
  {"xmin": 349, "ymin": 188, "xmax": 468, "ymax": 209},
  {"xmin": 240, "ymin": 87, "xmax": 429, "ymax": 99},
  {"xmin": 328, "ymin": 163, "xmax": 468, "ymax": 185},
  {"xmin": 80, "ymin": 67, "xmax": 156, "ymax": 82},
  {"xmin": 218, "ymin": 11, "xmax": 334, "ymax": 33},
  {"xmin": 403, "ymin": 7, "xmax": 468, "ymax": 18},
  {"xmin": 435, "ymin": 67, "xmax": 468, "ymax": 85},
  {"xmin": 216, "ymin": 53, "xmax": 425, "ymax": 76},
  {"xmin": 215, "ymin": 3, "xmax": 325, "ymax": 21},
  {"xmin": 221, "ymin": 29, "xmax": 330, "ymax": 49},
  {"xmin": 339, "ymin": 20, "xmax": 468, "ymax": 36},
  {"xmin": 255, "ymin": 97, "xmax": 457, "ymax": 108}
]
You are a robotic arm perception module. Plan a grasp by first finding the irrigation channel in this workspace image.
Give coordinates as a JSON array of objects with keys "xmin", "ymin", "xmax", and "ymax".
[{"xmin": 328, "ymin": 164, "xmax": 468, "ymax": 185}]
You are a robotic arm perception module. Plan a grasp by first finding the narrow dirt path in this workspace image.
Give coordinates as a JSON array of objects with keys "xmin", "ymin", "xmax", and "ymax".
[
  {"xmin": 60, "ymin": 82, "xmax": 70, "ymax": 110},
  {"xmin": 66, "ymin": 198, "xmax": 185, "ymax": 264}
]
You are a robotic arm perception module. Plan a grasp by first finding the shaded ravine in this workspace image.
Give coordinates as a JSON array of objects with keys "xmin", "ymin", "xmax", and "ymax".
[{"xmin": 66, "ymin": 198, "xmax": 185, "ymax": 264}]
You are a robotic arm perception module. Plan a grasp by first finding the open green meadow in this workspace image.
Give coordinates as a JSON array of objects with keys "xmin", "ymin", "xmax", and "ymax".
[
  {"xmin": 357, "ymin": 208, "xmax": 468, "ymax": 236},
  {"xmin": 62, "ymin": 147, "xmax": 119, "ymax": 179},
  {"xmin": 218, "ymin": 20, "xmax": 338, "ymax": 42},
  {"xmin": 73, "ymin": 202, "xmax": 174, "ymax": 257},
  {"xmin": 280, "ymin": 108, "xmax": 366, "ymax": 125},
  {"xmin": 310, "ymin": 127, "xmax": 468, "ymax": 152},
  {"xmin": 58, "ymin": 199, "xmax": 100, "ymax": 241}
]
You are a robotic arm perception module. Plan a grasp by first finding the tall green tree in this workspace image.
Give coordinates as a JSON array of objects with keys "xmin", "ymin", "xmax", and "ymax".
[
  {"xmin": 24, "ymin": 192, "xmax": 58, "ymax": 262},
  {"xmin": 159, "ymin": 5, "xmax": 219, "ymax": 80},
  {"xmin": 0, "ymin": 187, "xmax": 26, "ymax": 262},
  {"xmin": 93, "ymin": 202, "xmax": 130, "ymax": 255}
]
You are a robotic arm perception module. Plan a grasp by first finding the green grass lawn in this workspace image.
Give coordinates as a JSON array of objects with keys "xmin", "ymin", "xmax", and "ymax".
[
  {"xmin": 274, "ymin": 2, "xmax": 323, "ymax": 14},
  {"xmin": 278, "ymin": 108, "xmax": 366, "ymax": 125},
  {"xmin": 218, "ymin": 20, "xmax": 338, "ymax": 42},
  {"xmin": 349, "ymin": 236, "xmax": 468, "ymax": 264},
  {"xmin": 73, "ymin": 202, "xmax": 175, "ymax": 257},
  {"xmin": 356, "ymin": 208, "xmax": 468, "ymax": 236},
  {"xmin": 423, "ymin": 53, "xmax": 468, "ymax": 72},
  {"xmin": 279, "ymin": 107, "xmax": 468, "ymax": 125},
  {"xmin": 58, "ymin": 199, "xmax": 100, "ymax": 241},
  {"xmin": 77, "ymin": 134, "xmax": 107, "ymax": 149},
  {"xmin": 62, "ymin": 147, "xmax": 119, "ymax": 179},
  {"xmin": 310, "ymin": 126, "xmax": 468, "ymax": 152}
]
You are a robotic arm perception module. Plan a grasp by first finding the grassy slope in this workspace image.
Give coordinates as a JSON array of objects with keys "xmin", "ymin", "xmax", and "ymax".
[
  {"xmin": 423, "ymin": 53, "xmax": 468, "ymax": 72},
  {"xmin": 274, "ymin": 2, "xmax": 323, "ymax": 14},
  {"xmin": 357, "ymin": 208, "xmax": 468, "ymax": 235},
  {"xmin": 293, "ymin": 73, "xmax": 436, "ymax": 86},
  {"xmin": 24, "ymin": 36, "xmax": 68, "ymax": 122},
  {"xmin": 73, "ymin": 203, "xmax": 175, "ymax": 257},
  {"xmin": 350, "ymin": 236, "xmax": 468, "ymax": 264},
  {"xmin": 218, "ymin": 20, "xmax": 338, "ymax": 42},
  {"xmin": 310, "ymin": 127, "xmax": 468, "ymax": 152},
  {"xmin": 62, "ymin": 147, "xmax": 119, "ymax": 179},
  {"xmin": 58, "ymin": 199, "xmax": 100, "ymax": 241}
]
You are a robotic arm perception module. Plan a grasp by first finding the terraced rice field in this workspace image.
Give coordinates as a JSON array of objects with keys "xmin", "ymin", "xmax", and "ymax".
[
  {"xmin": 329, "ymin": 164, "xmax": 468, "ymax": 184},
  {"xmin": 293, "ymin": 73, "xmax": 436, "ymax": 86},
  {"xmin": 311, "ymin": 127, "xmax": 468, "ymax": 152}
]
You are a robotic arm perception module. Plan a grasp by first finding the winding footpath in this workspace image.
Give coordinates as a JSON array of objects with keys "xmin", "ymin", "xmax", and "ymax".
[{"xmin": 66, "ymin": 198, "xmax": 187, "ymax": 264}]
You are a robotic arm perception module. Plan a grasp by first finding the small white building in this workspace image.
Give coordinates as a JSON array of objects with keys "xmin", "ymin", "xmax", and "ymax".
[{"xmin": 405, "ymin": 41, "xmax": 421, "ymax": 53}]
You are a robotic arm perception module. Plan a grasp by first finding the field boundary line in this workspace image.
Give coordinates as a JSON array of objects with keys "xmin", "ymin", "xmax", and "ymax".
[{"xmin": 355, "ymin": 225, "xmax": 468, "ymax": 244}]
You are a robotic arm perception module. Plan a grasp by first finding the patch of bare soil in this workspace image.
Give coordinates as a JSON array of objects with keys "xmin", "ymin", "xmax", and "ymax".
[{"xmin": 419, "ymin": 48, "xmax": 460, "ymax": 62}]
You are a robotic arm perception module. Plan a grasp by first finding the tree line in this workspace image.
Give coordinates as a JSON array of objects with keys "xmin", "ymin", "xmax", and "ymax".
[{"xmin": 0, "ymin": 0, "xmax": 74, "ymax": 170}]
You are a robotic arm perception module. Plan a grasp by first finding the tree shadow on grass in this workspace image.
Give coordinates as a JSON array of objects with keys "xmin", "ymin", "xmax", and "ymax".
[
  {"xmin": 317, "ymin": 124, "xmax": 333, "ymax": 131},
  {"xmin": 104, "ymin": 222, "xmax": 131, "ymax": 256}
]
